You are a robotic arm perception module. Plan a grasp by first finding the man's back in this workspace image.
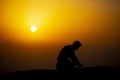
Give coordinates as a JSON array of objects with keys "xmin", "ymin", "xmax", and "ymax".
[{"xmin": 57, "ymin": 45, "xmax": 74, "ymax": 63}]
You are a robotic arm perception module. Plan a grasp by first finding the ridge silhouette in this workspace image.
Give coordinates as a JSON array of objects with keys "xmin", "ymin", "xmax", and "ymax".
[{"xmin": 1, "ymin": 67, "xmax": 120, "ymax": 80}]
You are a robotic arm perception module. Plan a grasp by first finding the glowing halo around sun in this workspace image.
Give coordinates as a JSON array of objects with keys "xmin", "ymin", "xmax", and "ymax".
[{"xmin": 31, "ymin": 25, "xmax": 37, "ymax": 32}]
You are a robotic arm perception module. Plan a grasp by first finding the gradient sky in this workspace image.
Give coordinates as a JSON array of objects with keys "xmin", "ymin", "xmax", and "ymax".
[{"xmin": 0, "ymin": 0, "xmax": 120, "ymax": 73}]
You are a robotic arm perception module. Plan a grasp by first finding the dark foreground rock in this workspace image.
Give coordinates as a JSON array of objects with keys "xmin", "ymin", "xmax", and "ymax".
[{"xmin": 1, "ymin": 66, "xmax": 120, "ymax": 80}]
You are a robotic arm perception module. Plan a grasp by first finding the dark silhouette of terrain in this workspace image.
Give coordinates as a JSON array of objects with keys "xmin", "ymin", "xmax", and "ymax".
[{"xmin": 1, "ymin": 66, "xmax": 120, "ymax": 80}]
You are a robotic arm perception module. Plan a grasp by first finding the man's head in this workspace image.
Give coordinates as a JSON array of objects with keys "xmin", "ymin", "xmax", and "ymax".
[{"xmin": 72, "ymin": 41, "xmax": 82, "ymax": 50}]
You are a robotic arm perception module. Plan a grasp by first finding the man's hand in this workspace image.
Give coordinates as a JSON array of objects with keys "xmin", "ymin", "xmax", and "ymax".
[
  {"xmin": 78, "ymin": 63, "xmax": 83, "ymax": 67},
  {"xmin": 74, "ymin": 64, "xmax": 83, "ymax": 68}
]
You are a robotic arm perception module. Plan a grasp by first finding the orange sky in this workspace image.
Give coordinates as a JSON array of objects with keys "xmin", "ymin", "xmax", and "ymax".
[{"xmin": 0, "ymin": 0, "xmax": 120, "ymax": 72}]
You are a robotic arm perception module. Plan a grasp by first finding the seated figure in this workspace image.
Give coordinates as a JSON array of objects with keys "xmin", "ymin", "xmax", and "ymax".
[{"xmin": 56, "ymin": 41, "xmax": 83, "ymax": 72}]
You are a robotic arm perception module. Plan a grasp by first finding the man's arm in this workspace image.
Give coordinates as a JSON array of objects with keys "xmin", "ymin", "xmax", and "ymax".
[{"xmin": 70, "ymin": 53, "xmax": 82, "ymax": 67}]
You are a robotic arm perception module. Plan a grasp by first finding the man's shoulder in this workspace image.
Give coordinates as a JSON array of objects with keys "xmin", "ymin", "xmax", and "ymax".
[
  {"xmin": 63, "ymin": 45, "xmax": 73, "ymax": 50},
  {"xmin": 64, "ymin": 45, "xmax": 72, "ymax": 47}
]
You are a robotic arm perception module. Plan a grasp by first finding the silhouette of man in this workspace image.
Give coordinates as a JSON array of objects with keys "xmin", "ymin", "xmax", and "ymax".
[{"xmin": 56, "ymin": 41, "xmax": 82, "ymax": 71}]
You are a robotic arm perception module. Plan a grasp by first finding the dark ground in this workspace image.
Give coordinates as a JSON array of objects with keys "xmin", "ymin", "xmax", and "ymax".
[{"xmin": 1, "ymin": 66, "xmax": 120, "ymax": 80}]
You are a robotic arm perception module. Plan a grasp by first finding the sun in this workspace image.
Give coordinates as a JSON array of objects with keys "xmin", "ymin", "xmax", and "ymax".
[{"xmin": 31, "ymin": 25, "xmax": 37, "ymax": 32}]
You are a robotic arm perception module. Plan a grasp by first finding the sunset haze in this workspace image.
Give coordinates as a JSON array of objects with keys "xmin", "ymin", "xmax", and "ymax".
[{"xmin": 0, "ymin": 0, "xmax": 120, "ymax": 73}]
